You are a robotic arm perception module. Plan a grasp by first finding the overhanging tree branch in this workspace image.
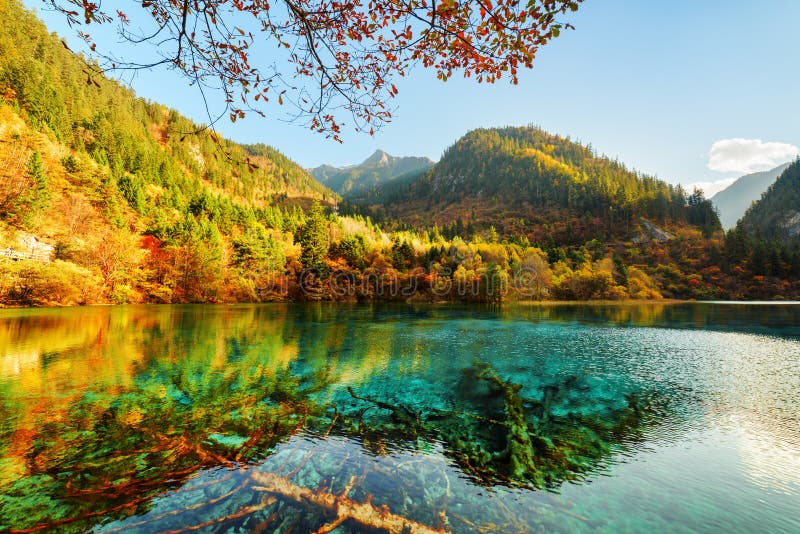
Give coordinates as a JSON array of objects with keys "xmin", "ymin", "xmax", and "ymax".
[{"xmin": 41, "ymin": 0, "xmax": 583, "ymax": 141}]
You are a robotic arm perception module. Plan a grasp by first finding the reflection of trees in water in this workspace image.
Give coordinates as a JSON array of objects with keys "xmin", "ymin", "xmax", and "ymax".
[
  {"xmin": 2, "ymin": 362, "xmax": 320, "ymax": 531},
  {"xmin": 0, "ymin": 305, "xmax": 667, "ymax": 533},
  {"xmin": 509, "ymin": 302, "xmax": 800, "ymax": 335}
]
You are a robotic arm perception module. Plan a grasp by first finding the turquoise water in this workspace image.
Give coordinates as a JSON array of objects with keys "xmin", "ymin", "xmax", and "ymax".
[{"xmin": 0, "ymin": 303, "xmax": 798, "ymax": 532}]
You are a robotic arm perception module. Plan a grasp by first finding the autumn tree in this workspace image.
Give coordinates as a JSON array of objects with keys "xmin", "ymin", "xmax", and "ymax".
[
  {"xmin": 44, "ymin": 0, "xmax": 582, "ymax": 139},
  {"xmin": 0, "ymin": 147, "xmax": 48, "ymax": 225},
  {"xmin": 0, "ymin": 145, "xmax": 32, "ymax": 220},
  {"xmin": 515, "ymin": 246, "xmax": 550, "ymax": 299},
  {"xmin": 172, "ymin": 223, "xmax": 225, "ymax": 302},
  {"xmin": 89, "ymin": 227, "xmax": 145, "ymax": 302}
]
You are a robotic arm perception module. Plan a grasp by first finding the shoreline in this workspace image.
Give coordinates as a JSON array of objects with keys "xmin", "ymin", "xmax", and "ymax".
[{"xmin": 3, "ymin": 298, "xmax": 800, "ymax": 312}]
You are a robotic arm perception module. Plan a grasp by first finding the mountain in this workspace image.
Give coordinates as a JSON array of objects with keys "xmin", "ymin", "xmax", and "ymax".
[
  {"xmin": 0, "ymin": 0, "xmax": 333, "ymax": 207},
  {"xmin": 737, "ymin": 159, "xmax": 800, "ymax": 243},
  {"xmin": 2, "ymin": 0, "xmax": 794, "ymax": 306},
  {"xmin": 310, "ymin": 150, "xmax": 434, "ymax": 197},
  {"xmin": 353, "ymin": 126, "xmax": 720, "ymax": 243},
  {"xmin": 711, "ymin": 162, "xmax": 792, "ymax": 229},
  {"xmin": 0, "ymin": 0, "xmax": 337, "ymax": 305}
]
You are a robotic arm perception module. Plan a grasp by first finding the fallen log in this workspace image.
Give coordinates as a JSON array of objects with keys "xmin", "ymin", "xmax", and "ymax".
[
  {"xmin": 251, "ymin": 470, "xmax": 448, "ymax": 534},
  {"xmin": 347, "ymin": 387, "xmax": 420, "ymax": 428},
  {"xmin": 473, "ymin": 362, "xmax": 540, "ymax": 483}
]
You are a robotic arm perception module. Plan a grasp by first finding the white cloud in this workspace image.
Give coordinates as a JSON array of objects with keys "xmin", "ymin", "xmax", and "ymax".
[
  {"xmin": 708, "ymin": 138, "xmax": 799, "ymax": 174},
  {"xmin": 684, "ymin": 178, "xmax": 737, "ymax": 197}
]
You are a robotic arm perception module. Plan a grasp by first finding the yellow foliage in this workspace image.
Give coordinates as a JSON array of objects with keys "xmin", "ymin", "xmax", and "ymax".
[
  {"xmin": 593, "ymin": 257, "xmax": 615, "ymax": 274},
  {"xmin": 0, "ymin": 259, "xmax": 102, "ymax": 306},
  {"xmin": 627, "ymin": 266, "xmax": 663, "ymax": 300}
]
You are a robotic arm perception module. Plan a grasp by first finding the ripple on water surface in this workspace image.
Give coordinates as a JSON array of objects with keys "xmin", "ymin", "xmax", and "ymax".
[{"xmin": 0, "ymin": 302, "xmax": 798, "ymax": 533}]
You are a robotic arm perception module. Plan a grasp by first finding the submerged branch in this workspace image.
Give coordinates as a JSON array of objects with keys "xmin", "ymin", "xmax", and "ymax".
[
  {"xmin": 251, "ymin": 470, "xmax": 448, "ymax": 534},
  {"xmin": 347, "ymin": 386, "xmax": 421, "ymax": 428},
  {"xmin": 473, "ymin": 361, "xmax": 540, "ymax": 481}
]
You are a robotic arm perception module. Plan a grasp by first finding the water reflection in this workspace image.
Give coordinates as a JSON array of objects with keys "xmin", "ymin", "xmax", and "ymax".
[
  {"xmin": 511, "ymin": 301, "xmax": 800, "ymax": 337},
  {"xmin": 0, "ymin": 303, "xmax": 798, "ymax": 533}
]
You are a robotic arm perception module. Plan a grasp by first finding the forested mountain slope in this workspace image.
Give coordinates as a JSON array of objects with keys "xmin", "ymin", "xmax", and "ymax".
[
  {"xmin": 0, "ymin": 1, "xmax": 796, "ymax": 306},
  {"xmin": 310, "ymin": 150, "xmax": 433, "ymax": 197},
  {"xmin": 711, "ymin": 162, "xmax": 791, "ymax": 229},
  {"xmin": 355, "ymin": 127, "xmax": 720, "ymax": 243},
  {"xmin": 738, "ymin": 160, "xmax": 800, "ymax": 243},
  {"xmin": 0, "ymin": 0, "xmax": 338, "ymax": 304},
  {"xmin": 0, "ymin": 0, "xmax": 333, "ymax": 207}
]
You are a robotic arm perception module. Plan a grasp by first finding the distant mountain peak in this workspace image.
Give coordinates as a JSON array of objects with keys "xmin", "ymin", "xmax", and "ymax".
[
  {"xmin": 309, "ymin": 150, "xmax": 434, "ymax": 197},
  {"xmin": 362, "ymin": 149, "xmax": 391, "ymax": 166}
]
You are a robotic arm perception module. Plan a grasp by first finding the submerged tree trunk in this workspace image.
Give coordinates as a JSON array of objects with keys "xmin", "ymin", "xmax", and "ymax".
[
  {"xmin": 473, "ymin": 362, "xmax": 541, "ymax": 483},
  {"xmin": 251, "ymin": 471, "xmax": 448, "ymax": 534}
]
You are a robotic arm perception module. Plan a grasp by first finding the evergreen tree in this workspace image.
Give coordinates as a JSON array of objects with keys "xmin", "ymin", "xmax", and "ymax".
[
  {"xmin": 20, "ymin": 150, "xmax": 50, "ymax": 225},
  {"xmin": 334, "ymin": 234, "xmax": 369, "ymax": 269},
  {"xmin": 233, "ymin": 224, "xmax": 285, "ymax": 272},
  {"xmin": 391, "ymin": 237, "xmax": 415, "ymax": 268},
  {"xmin": 297, "ymin": 202, "xmax": 330, "ymax": 270},
  {"xmin": 686, "ymin": 188, "xmax": 722, "ymax": 237}
]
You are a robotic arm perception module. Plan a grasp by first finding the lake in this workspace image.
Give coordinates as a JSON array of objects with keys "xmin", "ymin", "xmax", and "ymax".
[{"xmin": 0, "ymin": 303, "xmax": 799, "ymax": 533}]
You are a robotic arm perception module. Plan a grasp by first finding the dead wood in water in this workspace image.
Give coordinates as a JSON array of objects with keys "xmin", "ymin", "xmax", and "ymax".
[
  {"xmin": 473, "ymin": 361, "xmax": 540, "ymax": 481},
  {"xmin": 347, "ymin": 386, "xmax": 421, "ymax": 428},
  {"xmin": 251, "ymin": 470, "xmax": 449, "ymax": 534}
]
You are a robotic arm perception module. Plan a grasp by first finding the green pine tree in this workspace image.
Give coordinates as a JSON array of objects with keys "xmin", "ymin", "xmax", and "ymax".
[
  {"xmin": 297, "ymin": 202, "xmax": 330, "ymax": 270},
  {"xmin": 20, "ymin": 150, "xmax": 50, "ymax": 225}
]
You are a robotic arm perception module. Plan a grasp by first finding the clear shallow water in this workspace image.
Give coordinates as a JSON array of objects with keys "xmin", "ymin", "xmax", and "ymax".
[{"xmin": 0, "ymin": 303, "xmax": 798, "ymax": 533}]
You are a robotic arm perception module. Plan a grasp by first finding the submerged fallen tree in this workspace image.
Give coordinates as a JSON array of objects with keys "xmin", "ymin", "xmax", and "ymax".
[
  {"xmin": 4, "ymin": 346, "xmax": 661, "ymax": 533},
  {"xmin": 473, "ymin": 362, "xmax": 541, "ymax": 483},
  {"xmin": 343, "ymin": 359, "xmax": 655, "ymax": 490},
  {"xmin": 251, "ymin": 471, "xmax": 448, "ymax": 534}
]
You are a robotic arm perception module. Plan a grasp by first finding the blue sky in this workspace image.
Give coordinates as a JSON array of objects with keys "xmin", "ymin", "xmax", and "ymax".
[{"xmin": 29, "ymin": 0, "xmax": 800, "ymax": 194}]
